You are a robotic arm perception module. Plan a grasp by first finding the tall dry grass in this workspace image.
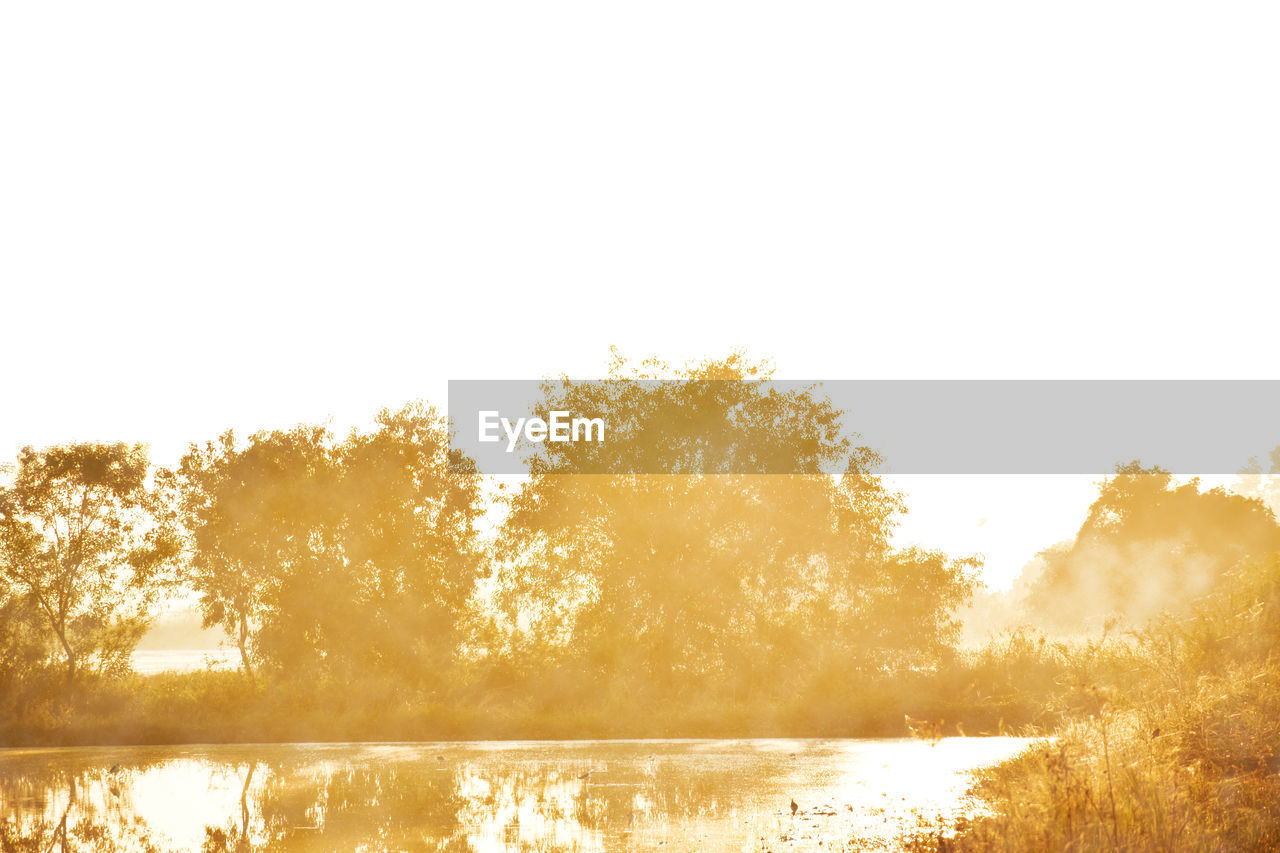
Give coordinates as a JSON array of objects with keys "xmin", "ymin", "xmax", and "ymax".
[{"xmin": 906, "ymin": 555, "xmax": 1280, "ymax": 852}]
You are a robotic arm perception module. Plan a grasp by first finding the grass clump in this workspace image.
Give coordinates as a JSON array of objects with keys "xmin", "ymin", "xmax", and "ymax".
[{"xmin": 908, "ymin": 555, "xmax": 1280, "ymax": 852}]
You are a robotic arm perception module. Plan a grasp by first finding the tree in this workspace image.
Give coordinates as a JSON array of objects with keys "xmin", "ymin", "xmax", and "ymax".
[
  {"xmin": 330, "ymin": 404, "xmax": 484, "ymax": 686},
  {"xmin": 493, "ymin": 352, "xmax": 978, "ymax": 705},
  {"xmin": 1238, "ymin": 446, "xmax": 1280, "ymax": 517},
  {"xmin": 164, "ymin": 425, "xmax": 335, "ymax": 677},
  {"xmin": 0, "ymin": 443, "xmax": 178, "ymax": 681},
  {"xmin": 169, "ymin": 403, "xmax": 484, "ymax": 687},
  {"xmin": 1027, "ymin": 462, "xmax": 1280, "ymax": 628},
  {"xmin": 0, "ymin": 591, "xmax": 47, "ymax": 708}
]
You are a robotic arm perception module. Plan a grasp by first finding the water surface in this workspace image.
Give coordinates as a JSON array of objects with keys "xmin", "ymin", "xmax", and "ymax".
[
  {"xmin": 130, "ymin": 648, "xmax": 239, "ymax": 674},
  {"xmin": 0, "ymin": 737, "xmax": 1031, "ymax": 852}
]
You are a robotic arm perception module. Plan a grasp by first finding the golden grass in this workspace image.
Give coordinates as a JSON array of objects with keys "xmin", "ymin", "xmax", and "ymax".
[{"xmin": 904, "ymin": 556, "xmax": 1280, "ymax": 852}]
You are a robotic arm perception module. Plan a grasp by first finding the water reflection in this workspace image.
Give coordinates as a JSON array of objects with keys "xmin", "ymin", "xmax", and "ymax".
[{"xmin": 0, "ymin": 738, "xmax": 1030, "ymax": 852}]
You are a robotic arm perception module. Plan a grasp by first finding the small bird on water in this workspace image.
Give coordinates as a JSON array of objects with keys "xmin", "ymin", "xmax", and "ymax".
[{"xmin": 790, "ymin": 798, "xmax": 799, "ymax": 815}]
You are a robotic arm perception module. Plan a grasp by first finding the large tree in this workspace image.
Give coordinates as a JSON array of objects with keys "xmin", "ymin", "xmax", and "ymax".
[
  {"xmin": 164, "ymin": 425, "xmax": 335, "ymax": 676},
  {"xmin": 169, "ymin": 403, "xmax": 484, "ymax": 687},
  {"xmin": 493, "ymin": 352, "xmax": 977, "ymax": 704},
  {"xmin": 0, "ymin": 443, "xmax": 178, "ymax": 681}
]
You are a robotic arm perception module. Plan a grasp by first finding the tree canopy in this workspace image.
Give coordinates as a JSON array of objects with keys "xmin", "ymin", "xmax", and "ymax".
[
  {"xmin": 168, "ymin": 403, "xmax": 483, "ymax": 689},
  {"xmin": 493, "ymin": 353, "xmax": 978, "ymax": 705},
  {"xmin": 1027, "ymin": 462, "xmax": 1280, "ymax": 628},
  {"xmin": 0, "ymin": 442, "xmax": 178, "ymax": 681}
]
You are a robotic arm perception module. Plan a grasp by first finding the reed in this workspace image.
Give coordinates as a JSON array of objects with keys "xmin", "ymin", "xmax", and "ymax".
[{"xmin": 903, "ymin": 555, "xmax": 1280, "ymax": 852}]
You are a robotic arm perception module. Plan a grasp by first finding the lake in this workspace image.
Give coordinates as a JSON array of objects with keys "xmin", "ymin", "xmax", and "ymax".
[
  {"xmin": 0, "ymin": 737, "xmax": 1032, "ymax": 852},
  {"xmin": 130, "ymin": 649, "xmax": 240, "ymax": 674}
]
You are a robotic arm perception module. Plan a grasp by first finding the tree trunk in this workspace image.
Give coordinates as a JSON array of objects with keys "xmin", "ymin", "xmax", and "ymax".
[
  {"xmin": 55, "ymin": 627, "xmax": 77, "ymax": 683},
  {"xmin": 237, "ymin": 613, "xmax": 254, "ymax": 680}
]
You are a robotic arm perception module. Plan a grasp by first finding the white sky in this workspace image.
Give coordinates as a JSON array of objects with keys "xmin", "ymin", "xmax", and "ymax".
[{"xmin": 3, "ymin": 2, "xmax": 1278, "ymax": 589}]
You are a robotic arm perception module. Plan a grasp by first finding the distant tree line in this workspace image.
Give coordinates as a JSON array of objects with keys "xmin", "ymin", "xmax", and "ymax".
[
  {"xmin": 962, "ymin": 462, "xmax": 1280, "ymax": 639},
  {"xmin": 4, "ymin": 353, "xmax": 1279, "ymax": 725}
]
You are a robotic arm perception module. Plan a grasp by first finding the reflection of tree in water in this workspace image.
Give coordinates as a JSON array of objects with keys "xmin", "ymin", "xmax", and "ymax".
[
  {"xmin": 202, "ymin": 761, "xmax": 472, "ymax": 852},
  {"xmin": 0, "ymin": 750, "xmax": 795, "ymax": 853},
  {"xmin": 205, "ymin": 756, "xmax": 776, "ymax": 851},
  {"xmin": 0, "ymin": 768, "xmax": 171, "ymax": 853},
  {"xmin": 201, "ymin": 764, "xmax": 255, "ymax": 853},
  {"xmin": 453, "ymin": 755, "xmax": 786, "ymax": 846},
  {"xmin": 1, "ymin": 759, "xmax": 475, "ymax": 853}
]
